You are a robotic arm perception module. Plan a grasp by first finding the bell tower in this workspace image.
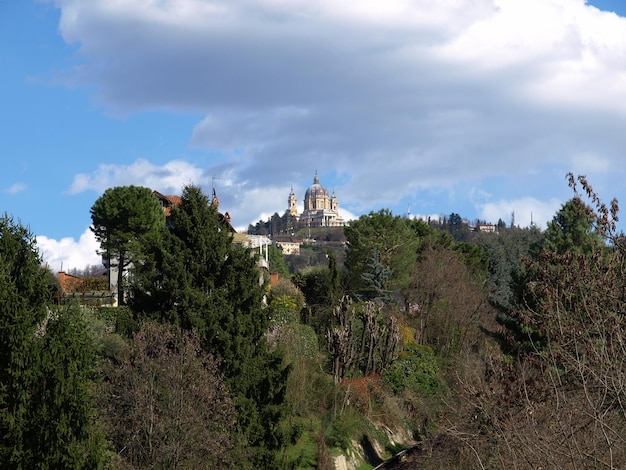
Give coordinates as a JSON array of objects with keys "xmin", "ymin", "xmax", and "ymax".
[
  {"xmin": 288, "ymin": 186, "xmax": 298, "ymax": 217},
  {"xmin": 331, "ymin": 190, "xmax": 338, "ymax": 212}
]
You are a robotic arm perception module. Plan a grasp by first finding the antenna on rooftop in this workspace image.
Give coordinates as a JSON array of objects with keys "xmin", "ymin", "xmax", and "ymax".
[
  {"xmin": 211, "ymin": 176, "xmax": 222, "ymax": 192},
  {"xmin": 211, "ymin": 176, "xmax": 224, "ymax": 206}
]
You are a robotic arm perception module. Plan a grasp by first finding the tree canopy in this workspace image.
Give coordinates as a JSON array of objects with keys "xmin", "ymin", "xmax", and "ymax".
[
  {"xmin": 90, "ymin": 185, "xmax": 165, "ymax": 304},
  {"xmin": 544, "ymin": 197, "xmax": 603, "ymax": 255},
  {"xmin": 344, "ymin": 210, "xmax": 422, "ymax": 302}
]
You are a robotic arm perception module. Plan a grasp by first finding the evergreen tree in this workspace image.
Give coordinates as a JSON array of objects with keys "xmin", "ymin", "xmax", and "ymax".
[
  {"xmin": 445, "ymin": 212, "xmax": 470, "ymax": 242},
  {"xmin": 268, "ymin": 244, "xmax": 290, "ymax": 278},
  {"xmin": 0, "ymin": 214, "xmax": 104, "ymax": 468},
  {"xmin": 359, "ymin": 249, "xmax": 392, "ymax": 302},
  {"xmin": 90, "ymin": 185, "xmax": 165, "ymax": 304},
  {"xmin": 0, "ymin": 214, "xmax": 49, "ymax": 465},
  {"xmin": 129, "ymin": 185, "xmax": 289, "ymax": 467},
  {"xmin": 474, "ymin": 225, "xmax": 544, "ymax": 310},
  {"xmin": 344, "ymin": 209, "xmax": 419, "ymax": 302},
  {"xmin": 475, "ymin": 175, "xmax": 626, "ymax": 467},
  {"xmin": 544, "ymin": 197, "xmax": 603, "ymax": 255},
  {"xmin": 27, "ymin": 304, "xmax": 105, "ymax": 469}
]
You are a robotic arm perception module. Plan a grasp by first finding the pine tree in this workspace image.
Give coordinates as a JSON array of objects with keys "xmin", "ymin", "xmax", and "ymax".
[
  {"xmin": 129, "ymin": 185, "xmax": 289, "ymax": 467},
  {"xmin": 90, "ymin": 185, "xmax": 165, "ymax": 304},
  {"xmin": 345, "ymin": 210, "xmax": 421, "ymax": 302},
  {"xmin": 544, "ymin": 197, "xmax": 603, "ymax": 255}
]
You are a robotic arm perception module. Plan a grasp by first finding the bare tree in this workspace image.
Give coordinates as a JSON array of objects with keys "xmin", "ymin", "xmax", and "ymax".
[
  {"xmin": 102, "ymin": 322, "xmax": 238, "ymax": 469},
  {"xmin": 327, "ymin": 297, "xmax": 399, "ymax": 383},
  {"xmin": 408, "ymin": 246, "xmax": 487, "ymax": 356},
  {"xmin": 443, "ymin": 174, "xmax": 626, "ymax": 469}
]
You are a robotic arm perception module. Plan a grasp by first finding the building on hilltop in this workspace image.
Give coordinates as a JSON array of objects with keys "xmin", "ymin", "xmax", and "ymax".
[{"xmin": 289, "ymin": 172, "xmax": 345, "ymax": 228}]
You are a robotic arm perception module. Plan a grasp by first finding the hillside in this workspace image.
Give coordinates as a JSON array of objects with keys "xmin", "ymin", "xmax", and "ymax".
[{"xmin": 4, "ymin": 176, "xmax": 626, "ymax": 468}]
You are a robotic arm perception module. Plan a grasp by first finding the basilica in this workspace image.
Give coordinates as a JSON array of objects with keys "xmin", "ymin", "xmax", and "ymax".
[{"xmin": 288, "ymin": 173, "xmax": 345, "ymax": 228}]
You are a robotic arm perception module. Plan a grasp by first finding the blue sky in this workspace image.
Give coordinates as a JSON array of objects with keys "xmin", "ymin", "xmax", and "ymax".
[{"xmin": 3, "ymin": 0, "xmax": 626, "ymax": 272}]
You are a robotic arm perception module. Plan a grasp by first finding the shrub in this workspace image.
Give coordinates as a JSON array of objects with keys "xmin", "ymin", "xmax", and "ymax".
[
  {"xmin": 325, "ymin": 411, "xmax": 364, "ymax": 451},
  {"xmin": 383, "ymin": 345, "xmax": 441, "ymax": 396},
  {"xmin": 115, "ymin": 308, "xmax": 139, "ymax": 338},
  {"xmin": 268, "ymin": 277, "xmax": 306, "ymax": 310}
]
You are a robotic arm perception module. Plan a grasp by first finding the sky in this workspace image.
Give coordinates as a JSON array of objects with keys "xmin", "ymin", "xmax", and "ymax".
[{"xmin": 2, "ymin": 0, "xmax": 626, "ymax": 273}]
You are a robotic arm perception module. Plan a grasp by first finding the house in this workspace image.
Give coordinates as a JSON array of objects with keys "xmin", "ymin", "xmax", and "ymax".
[
  {"xmin": 57, "ymin": 271, "xmax": 115, "ymax": 306},
  {"xmin": 153, "ymin": 191, "xmax": 182, "ymax": 216},
  {"xmin": 275, "ymin": 240, "xmax": 301, "ymax": 255},
  {"xmin": 476, "ymin": 223, "xmax": 496, "ymax": 233}
]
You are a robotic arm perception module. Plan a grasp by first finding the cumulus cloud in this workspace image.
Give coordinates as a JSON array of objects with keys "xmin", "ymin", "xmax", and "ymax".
[
  {"xmin": 38, "ymin": 227, "xmax": 102, "ymax": 273},
  {"xmin": 51, "ymin": 0, "xmax": 626, "ymax": 225},
  {"xmin": 68, "ymin": 159, "xmax": 206, "ymax": 195}
]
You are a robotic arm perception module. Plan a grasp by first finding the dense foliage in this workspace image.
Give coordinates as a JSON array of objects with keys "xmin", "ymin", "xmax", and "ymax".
[
  {"xmin": 128, "ymin": 185, "xmax": 289, "ymax": 468},
  {"xmin": 9, "ymin": 172, "xmax": 626, "ymax": 468},
  {"xmin": 0, "ymin": 215, "xmax": 104, "ymax": 468},
  {"xmin": 101, "ymin": 322, "xmax": 236, "ymax": 469}
]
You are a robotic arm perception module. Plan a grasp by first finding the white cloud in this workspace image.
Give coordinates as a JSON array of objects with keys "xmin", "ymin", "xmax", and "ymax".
[
  {"xmin": 68, "ymin": 158, "xmax": 206, "ymax": 195},
  {"xmin": 479, "ymin": 197, "xmax": 563, "ymax": 229},
  {"xmin": 38, "ymin": 227, "xmax": 102, "ymax": 273},
  {"xmin": 66, "ymin": 157, "xmax": 359, "ymax": 233},
  {"xmin": 51, "ymin": 0, "xmax": 626, "ymax": 227},
  {"xmin": 338, "ymin": 207, "xmax": 357, "ymax": 223},
  {"xmin": 6, "ymin": 182, "xmax": 26, "ymax": 194}
]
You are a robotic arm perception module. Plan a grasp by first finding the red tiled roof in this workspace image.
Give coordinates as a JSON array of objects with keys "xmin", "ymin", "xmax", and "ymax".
[
  {"xmin": 58, "ymin": 271, "xmax": 83, "ymax": 293},
  {"xmin": 154, "ymin": 191, "xmax": 182, "ymax": 216},
  {"xmin": 166, "ymin": 195, "xmax": 182, "ymax": 206}
]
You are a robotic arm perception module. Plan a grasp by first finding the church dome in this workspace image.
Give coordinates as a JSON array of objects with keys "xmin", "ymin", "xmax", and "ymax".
[{"xmin": 304, "ymin": 174, "xmax": 329, "ymax": 201}]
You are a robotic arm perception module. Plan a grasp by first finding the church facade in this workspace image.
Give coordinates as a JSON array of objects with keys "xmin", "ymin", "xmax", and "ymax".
[{"xmin": 289, "ymin": 173, "xmax": 345, "ymax": 228}]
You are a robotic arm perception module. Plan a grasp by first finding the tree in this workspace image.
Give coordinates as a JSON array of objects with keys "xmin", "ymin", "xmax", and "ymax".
[
  {"xmin": 344, "ymin": 210, "xmax": 420, "ymax": 303},
  {"xmin": 90, "ymin": 186, "xmax": 165, "ymax": 305},
  {"xmin": 268, "ymin": 244, "xmax": 290, "ymax": 278},
  {"xmin": 0, "ymin": 214, "xmax": 50, "ymax": 465},
  {"xmin": 0, "ymin": 214, "xmax": 104, "ymax": 468},
  {"xmin": 407, "ymin": 245, "xmax": 488, "ymax": 356},
  {"xmin": 544, "ymin": 197, "xmax": 603, "ymax": 255},
  {"xmin": 27, "ymin": 304, "xmax": 106, "ymax": 469},
  {"xmin": 102, "ymin": 322, "xmax": 237, "ymax": 469},
  {"xmin": 129, "ymin": 185, "xmax": 289, "ymax": 467},
  {"xmin": 359, "ymin": 249, "xmax": 392, "ymax": 303},
  {"xmin": 326, "ymin": 298, "xmax": 399, "ymax": 383},
  {"xmin": 500, "ymin": 195, "xmax": 605, "ymax": 352},
  {"xmin": 460, "ymin": 174, "xmax": 626, "ymax": 468},
  {"xmin": 474, "ymin": 225, "xmax": 544, "ymax": 310},
  {"xmin": 444, "ymin": 212, "xmax": 470, "ymax": 242}
]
